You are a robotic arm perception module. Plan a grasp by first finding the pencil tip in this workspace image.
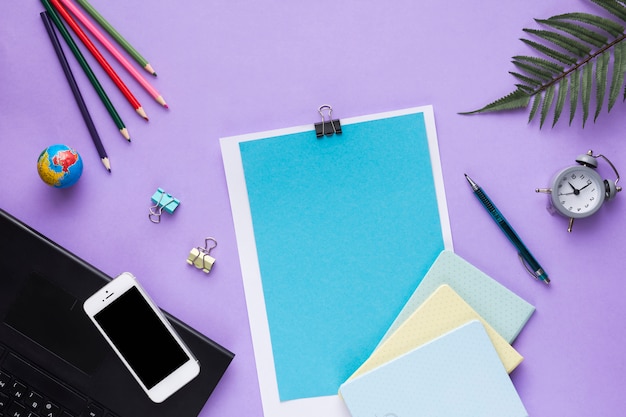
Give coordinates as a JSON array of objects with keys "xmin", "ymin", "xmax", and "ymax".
[
  {"xmin": 102, "ymin": 157, "xmax": 111, "ymax": 172},
  {"xmin": 136, "ymin": 107, "xmax": 149, "ymax": 121},
  {"xmin": 144, "ymin": 64, "xmax": 156, "ymax": 76},
  {"xmin": 156, "ymin": 96, "xmax": 168, "ymax": 108}
]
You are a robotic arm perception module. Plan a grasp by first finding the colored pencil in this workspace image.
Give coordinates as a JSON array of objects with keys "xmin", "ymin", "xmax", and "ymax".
[
  {"xmin": 74, "ymin": 0, "xmax": 156, "ymax": 76},
  {"xmin": 40, "ymin": 0, "xmax": 131, "ymax": 142},
  {"xmin": 50, "ymin": 0, "xmax": 149, "ymax": 121},
  {"xmin": 59, "ymin": 0, "xmax": 168, "ymax": 108},
  {"xmin": 41, "ymin": 11, "xmax": 111, "ymax": 172}
]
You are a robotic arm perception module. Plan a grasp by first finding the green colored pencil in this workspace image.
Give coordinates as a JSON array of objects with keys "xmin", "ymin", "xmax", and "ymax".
[
  {"xmin": 40, "ymin": 0, "xmax": 130, "ymax": 141},
  {"xmin": 74, "ymin": 0, "xmax": 157, "ymax": 76}
]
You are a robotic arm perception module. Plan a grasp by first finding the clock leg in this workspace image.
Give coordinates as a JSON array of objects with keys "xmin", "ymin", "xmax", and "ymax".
[{"xmin": 568, "ymin": 217, "xmax": 574, "ymax": 233}]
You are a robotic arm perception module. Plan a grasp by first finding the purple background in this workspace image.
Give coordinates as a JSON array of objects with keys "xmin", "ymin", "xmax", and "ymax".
[{"xmin": 2, "ymin": 1, "xmax": 626, "ymax": 416}]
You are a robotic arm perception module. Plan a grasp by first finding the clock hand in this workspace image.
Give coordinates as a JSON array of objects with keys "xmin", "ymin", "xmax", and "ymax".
[
  {"xmin": 579, "ymin": 182, "xmax": 592, "ymax": 191},
  {"xmin": 568, "ymin": 182, "xmax": 580, "ymax": 195}
]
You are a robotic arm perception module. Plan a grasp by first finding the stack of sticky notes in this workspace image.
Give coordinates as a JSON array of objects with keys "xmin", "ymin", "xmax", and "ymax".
[{"xmin": 339, "ymin": 250, "xmax": 534, "ymax": 417}]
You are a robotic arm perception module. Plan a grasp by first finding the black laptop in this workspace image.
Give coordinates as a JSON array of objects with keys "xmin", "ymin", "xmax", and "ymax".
[{"xmin": 0, "ymin": 209, "xmax": 234, "ymax": 417}]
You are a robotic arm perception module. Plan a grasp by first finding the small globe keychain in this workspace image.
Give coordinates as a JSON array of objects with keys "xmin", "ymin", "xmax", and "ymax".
[{"xmin": 536, "ymin": 150, "xmax": 622, "ymax": 232}]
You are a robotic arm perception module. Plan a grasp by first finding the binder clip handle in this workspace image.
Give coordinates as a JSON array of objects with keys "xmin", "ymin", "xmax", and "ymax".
[
  {"xmin": 315, "ymin": 104, "xmax": 342, "ymax": 138},
  {"xmin": 148, "ymin": 204, "xmax": 164, "ymax": 223}
]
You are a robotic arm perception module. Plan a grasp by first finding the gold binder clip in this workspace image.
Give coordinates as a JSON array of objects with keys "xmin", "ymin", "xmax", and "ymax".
[{"xmin": 187, "ymin": 237, "xmax": 218, "ymax": 274}]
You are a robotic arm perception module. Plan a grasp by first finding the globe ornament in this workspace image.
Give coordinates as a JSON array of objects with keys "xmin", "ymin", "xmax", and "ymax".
[{"xmin": 37, "ymin": 144, "xmax": 84, "ymax": 188}]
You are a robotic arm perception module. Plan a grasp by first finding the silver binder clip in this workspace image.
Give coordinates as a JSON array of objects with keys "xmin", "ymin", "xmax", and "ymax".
[
  {"xmin": 187, "ymin": 237, "xmax": 218, "ymax": 274},
  {"xmin": 314, "ymin": 104, "xmax": 342, "ymax": 138}
]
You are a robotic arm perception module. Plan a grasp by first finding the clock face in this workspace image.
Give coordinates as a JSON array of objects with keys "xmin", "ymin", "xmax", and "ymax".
[{"xmin": 550, "ymin": 166, "xmax": 605, "ymax": 218}]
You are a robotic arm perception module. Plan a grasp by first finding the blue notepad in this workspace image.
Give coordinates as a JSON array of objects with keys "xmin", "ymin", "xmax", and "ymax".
[{"xmin": 339, "ymin": 320, "xmax": 528, "ymax": 417}]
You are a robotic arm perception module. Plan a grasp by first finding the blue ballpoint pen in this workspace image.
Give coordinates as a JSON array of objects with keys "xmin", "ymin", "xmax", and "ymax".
[{"xmin": 465, "ymin": 174, "xmax": 550, "ymax": 284}]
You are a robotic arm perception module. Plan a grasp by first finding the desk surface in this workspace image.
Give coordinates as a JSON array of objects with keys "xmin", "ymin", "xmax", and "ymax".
[{"xmin": 2, "ymin": 1, "xmax": 626, "ymax": 416}]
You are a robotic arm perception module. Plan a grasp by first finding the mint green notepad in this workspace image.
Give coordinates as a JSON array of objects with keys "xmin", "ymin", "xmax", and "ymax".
[
  {"xmin": 340, "ymin": 320, "xmax": 529, "ymax": 417},
  {"xmin": 379, "ymin": 250, "xmax": 535, "ymax": 346}
]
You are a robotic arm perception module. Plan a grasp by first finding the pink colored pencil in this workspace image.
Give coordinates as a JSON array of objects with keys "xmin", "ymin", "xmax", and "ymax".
[
  {"xmin": 51, "ymin": 0, "xmax": 149, "ymax": 120},
  {"xmin": 58, "ymin": 0, "xmax": 168, "ymax": 108}
]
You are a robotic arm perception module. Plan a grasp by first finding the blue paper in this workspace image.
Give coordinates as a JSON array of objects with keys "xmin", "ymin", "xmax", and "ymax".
[
  {"xmin": 339, "ymin": 321, "xmax": 529, "ymax": 417},
  {"xmin": 238, "ymin": 109, "xmax": 448, "ymax": 400}
]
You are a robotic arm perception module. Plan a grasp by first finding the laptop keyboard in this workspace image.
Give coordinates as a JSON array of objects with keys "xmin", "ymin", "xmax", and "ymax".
[{"xmin": 0, "ymin": 344, "xmax": 117, "ymax": 417}]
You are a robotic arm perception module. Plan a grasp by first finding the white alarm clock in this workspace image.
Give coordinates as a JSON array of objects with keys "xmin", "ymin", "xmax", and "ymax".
[{"xmin": 536, "ymin": 150, "xmax": 621, "ymax": 232}]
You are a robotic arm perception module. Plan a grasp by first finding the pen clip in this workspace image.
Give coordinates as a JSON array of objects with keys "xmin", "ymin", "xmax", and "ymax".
[{"xmin": 518, "ymin": 253, "xmax": 540, "ymax": 281}]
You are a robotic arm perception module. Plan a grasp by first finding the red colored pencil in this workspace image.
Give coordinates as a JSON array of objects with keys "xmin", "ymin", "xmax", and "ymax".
[{"xmin": 50, "ymin": 0, "xmax": 148, "ymax": 121}]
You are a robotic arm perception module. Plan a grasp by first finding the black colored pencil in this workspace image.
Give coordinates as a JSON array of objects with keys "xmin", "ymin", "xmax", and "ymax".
[
  {"xmin": 41, "ymin": 11, "xmax": 111, "ymax": 172},
  {"xmin": 40, "ymin": 0, "xmax": 130, "ymax": 142}
]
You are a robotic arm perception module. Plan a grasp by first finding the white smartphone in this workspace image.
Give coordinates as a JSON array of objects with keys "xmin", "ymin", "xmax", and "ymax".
[{"xmin": 83, "ymin": 272, "xmax": 200, "ymax": 403}]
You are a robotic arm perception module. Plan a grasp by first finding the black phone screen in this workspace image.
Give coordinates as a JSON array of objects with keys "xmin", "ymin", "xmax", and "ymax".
[{"xmin": 93, "ymin": 287, "xmax": 190, "ymax": 389}]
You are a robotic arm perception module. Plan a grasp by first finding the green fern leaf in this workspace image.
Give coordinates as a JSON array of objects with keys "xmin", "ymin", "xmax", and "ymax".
[
  {"xmin": 591, "ymin": 0, "xmax": 626, "ymax": 22},
  {"xmin": 513, "ymin": 56, "xmax": 564, "ymax": 75},
  {"xmin": 553, "ymin": 77, "xmax": 568, "ymax": 126},
  {"xmin": 523, "ymin": 29, "xmax": 592, "ymax": 57},
  {"xmin": 520, "ymin": 38, "xmax": 578, "ymax": 65},
  {"xmin": 551, "ymin": 13, "xmax": 624, "ymax": 37},
  {"xmin": 460, "ymin": 0, "xmax": 626, "ymax": 128},
  {"xmin": 595, "ymin": 51, "xmax": 610, "ymax": 121},
  {"xmin": 536, "ymin": 18, "xmax": 608, "ymax": 47},
  {"xmin": 582, "ymin": 62, "xmax": 593, "ymax": 126},
  {"xmin": 509, "ymin": 71, "xmax": 544, "ymax": 87},
  {"xmin": 460, "ymin": 89, "xmax": 531, "ymax": 115},
  {"xmin": 516, "ymin": 84, "xmax": 536, "ymax": 94},
  {"xmin": 540, "ymin": 85, "xmax": 556, "ymax": 128},
  {"xmin": 512, "ymin": 60, "xmax": 555, "ymax": 81},
  {"xmin": 528, "ymin": 93, "xmax": 542, "ymax": 123},
  {"xmin": 570, "ymin": 68, "xmax": 581, "ymax": 125},
  {"xmin": 608, "ymin": 41, "xmax": 625, "ymax": 110}
]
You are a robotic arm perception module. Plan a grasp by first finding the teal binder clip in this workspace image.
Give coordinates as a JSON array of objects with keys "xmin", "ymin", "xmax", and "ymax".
[{"xmin": 149, "ymin": 188, "xmax": 180, "ymax": 223}]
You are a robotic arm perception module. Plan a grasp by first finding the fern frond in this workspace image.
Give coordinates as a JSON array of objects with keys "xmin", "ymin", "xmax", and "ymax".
[{"xmin": 461, "ymin": 0, "xmax": 626, "ymax": 128}]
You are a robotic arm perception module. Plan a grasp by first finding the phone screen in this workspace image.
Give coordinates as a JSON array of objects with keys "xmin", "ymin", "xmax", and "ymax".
[{"xmin": 93, "ymin": 286, "xmax": 190, "ymax": 389}]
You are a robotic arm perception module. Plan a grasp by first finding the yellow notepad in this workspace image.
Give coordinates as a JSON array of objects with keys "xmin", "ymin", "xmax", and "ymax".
[{"xmin": 347, "ymin": 284, "xmax": 523, "ymax": 382}]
